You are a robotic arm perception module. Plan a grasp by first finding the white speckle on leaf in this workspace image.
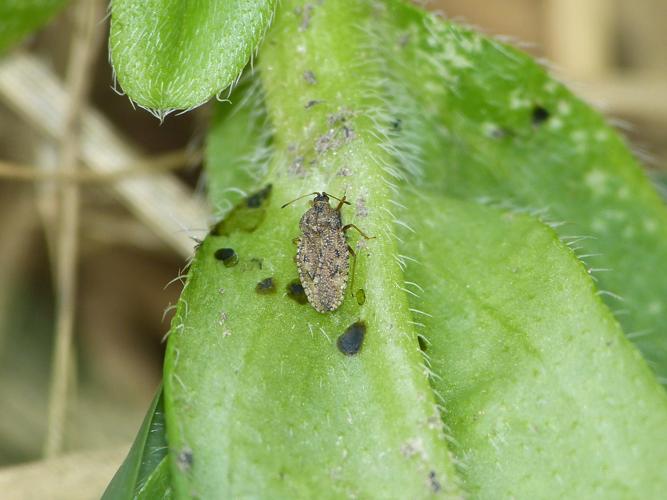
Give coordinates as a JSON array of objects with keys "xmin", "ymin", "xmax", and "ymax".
[
  {"xmin": 595, "ymin": 130, "xmax": 609, "ymax": 142},
  {"xmin": 604, "ymin": 209, "xmax": 626, "ymax": 222},
  {"xmin": 622, "ymin": 225, "xmax": 636, "ymax": 239},
  {"xmin": 460, "ymin": 35, "xmax": 482, "ymax": 53},
  {"xmin": 509, "ymin": 89, "xmax": 529, "ymax": 109},
  {"xmin": 442, "ymin": 43, "xmax": 472, "ymax": 69},
  {"xmin": 401, "ymin": 437, "xmax": 428, "ymax": 460},
  {"xmin": 571, "ymin": 130, "xmax": 587, "ymax": 143},
  {"xmin": 643, "ymin": 218, "xmax": 658, "ymax": 233},
  {"xmin": 355, "ymin": 196, "xmax": 368, "ymax": 218},
  {"xmin": 617, "ymin": 186, "xmax": 630, "ymax": 199},
  {"xmin": 648, "ymin": 301, "xmax": 663, "ymax": 315},
  {"xmin": 557, "ymin": 100, "xmax": 572, "ymax": 115},
  {"xmin": 330, "ymin": 466, "xmax": 343, "ymax": 481},
  {"xmin": 482, "ymin": 122, "xmax": 501, "ymax": 137},
  {"xmin": 426, "ymin": 414, "xmax": 441, "ymax": 430},
  {"xmin": 591, "ymin": 219, "xmax": 608, "ymax": 233},
  {"xmin": 548, "ymin": 117, "xmax": 563, "ymax": 130},
  {"xmin": 218, "ymin": 311, "xmax": 228, "ymax": 325},
  {"xmin": 585, "ymin": 169, "xmax": 608, "ymax": 195}
]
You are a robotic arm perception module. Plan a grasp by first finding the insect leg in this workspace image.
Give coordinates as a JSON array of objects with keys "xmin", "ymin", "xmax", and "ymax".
[
  {"xmin": 347, "ymin": 244, "xmax": 357, "ymax": 297},
  {"xmin": 342, "ymin": 224, "xmax": 375, "ymax": 239},
  {"xmin": 323, "ymin": 192, "xmax": 352, "ymax": 211}
]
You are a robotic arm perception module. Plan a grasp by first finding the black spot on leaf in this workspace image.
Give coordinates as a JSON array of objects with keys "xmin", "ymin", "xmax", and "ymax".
[
  {"xmin": 489, "ymin": 126, "xmax": 513, "ymax": 139},
  {"xmin": 246, "ymin": 184, "xmax": 272, "ymax": 208},
  {"xmin": 532, "ymin": 105, "xmax": 550, "ymax": 126},
  {"xmin": 429, "ymin": 470, "xmax": 441, "ymax": 493},
  {"xmin": 211, "ymin": 184, "xmax": 272, "ymax": 236},
  {"xmin": 177, "ymin": 447, "xmax": 193, "ymax": 473},
  {"xmin": 256, "ymin": 277, "xmax": 276, "ymax": 294},
  {"xmin": 214, "ymin": 248, "xmax": 238, "ymax": 267},
  {"xmin": 337, "ymin": 321, "xmax": 366, "ymax": 356},
  {"xmin": 303, "ymin": 70, "xmax": 317, "ymax": 85},
  {"xmin": 286, "ymin": 279, "xmax": 308, "ymax": 305}
]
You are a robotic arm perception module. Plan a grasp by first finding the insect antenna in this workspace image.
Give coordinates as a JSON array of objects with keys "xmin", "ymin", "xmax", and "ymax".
[{"xmin": 280, "ymin": 192, "xmax": 322, "ymax": 208}]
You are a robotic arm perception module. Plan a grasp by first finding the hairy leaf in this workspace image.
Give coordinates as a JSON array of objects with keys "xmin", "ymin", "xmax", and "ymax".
[
  {"xmin": 205, "ymin": 81, "xmax": 270, "ymax": 217},
  {"xmin": 377, "ymin": 0, "xmax": 667, "ymax": 379},
  {"xmin": 102, "ymin": 387, "xmax": 171, "ymax": 500},
  {"xmin": 105, "ymin": 1, "xmax": 667, "ymax": 498},
  {"xmin": 403, "ymin": 194, "xmax": 667, "ymax": 498},
  {"xmin": 162, "ymin": 1, "xmax": 462, "ymax": 497},
  {"xmin": 109, "ymin": 0, "xmax": 276, "ymax": 113}
]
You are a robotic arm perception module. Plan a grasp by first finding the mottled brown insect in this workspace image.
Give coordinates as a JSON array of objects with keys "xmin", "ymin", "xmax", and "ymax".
[{"xmin": 282, "ymin": 192, "xmax": 371, "ymax": 313}]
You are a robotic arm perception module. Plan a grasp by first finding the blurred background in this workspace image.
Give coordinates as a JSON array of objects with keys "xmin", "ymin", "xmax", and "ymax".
[{"xmin": 0, "ymin": 0, "xmax": 665, "ymax": 497}]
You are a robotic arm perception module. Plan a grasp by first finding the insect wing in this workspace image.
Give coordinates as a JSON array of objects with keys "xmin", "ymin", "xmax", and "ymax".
[{"xmin": 297, "ymin": 234, "xmax": 320, "ymax": 284}]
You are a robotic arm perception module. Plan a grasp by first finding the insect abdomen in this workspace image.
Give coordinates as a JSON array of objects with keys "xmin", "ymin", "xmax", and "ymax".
[{"xmin": 297, "ymin": 231, "xmax": 349, "ymax": 313}]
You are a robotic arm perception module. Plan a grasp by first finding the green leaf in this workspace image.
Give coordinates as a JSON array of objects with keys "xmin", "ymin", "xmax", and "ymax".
[
  {"xmin": 162, "ymin": 1, "xmax": 463, "ymax": 497},
  {"xmin": 134, "ymin": 458, "xmax": 172, "ymax": 500},
  {"xmin": 102, "ymin": 386, "xmax": 172, "ymax": 500},
  {"xmin": 205, "ymin": 81, "xmax": 271, "ymax": 217},
  {"xmin": 120, "ymin": 0, "xmax": 667, "ymax": 497},
  {"xmin": 377, "ymin": 1, "xmax": 667, "ymax": 379},
  {"xmin": 109, "ymin": 0, "xmax": 276, "ymax": 113},
  {"xmin": 401, "ymin": 194, "xmax": 667, "ymax": 498},
  {"xmin": 0, "ymin": 0, "xmax": 69, "ymax": 53}
]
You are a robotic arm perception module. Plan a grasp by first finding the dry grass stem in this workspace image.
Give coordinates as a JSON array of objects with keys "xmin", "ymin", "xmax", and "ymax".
[
  {"xmin": 0, "ymin": 192, "xmax": 37, "ymax": 352},
  {"xmin": 43, "ymin": 0, "xmax": 106, "ymax": 459},
  {"xmin": 0, "ymin": 53, "xmax": 208, "ymax": 257},
  {"xmin": 0, "ymin": 149, "xmax": 201, "ymax": 183}
]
